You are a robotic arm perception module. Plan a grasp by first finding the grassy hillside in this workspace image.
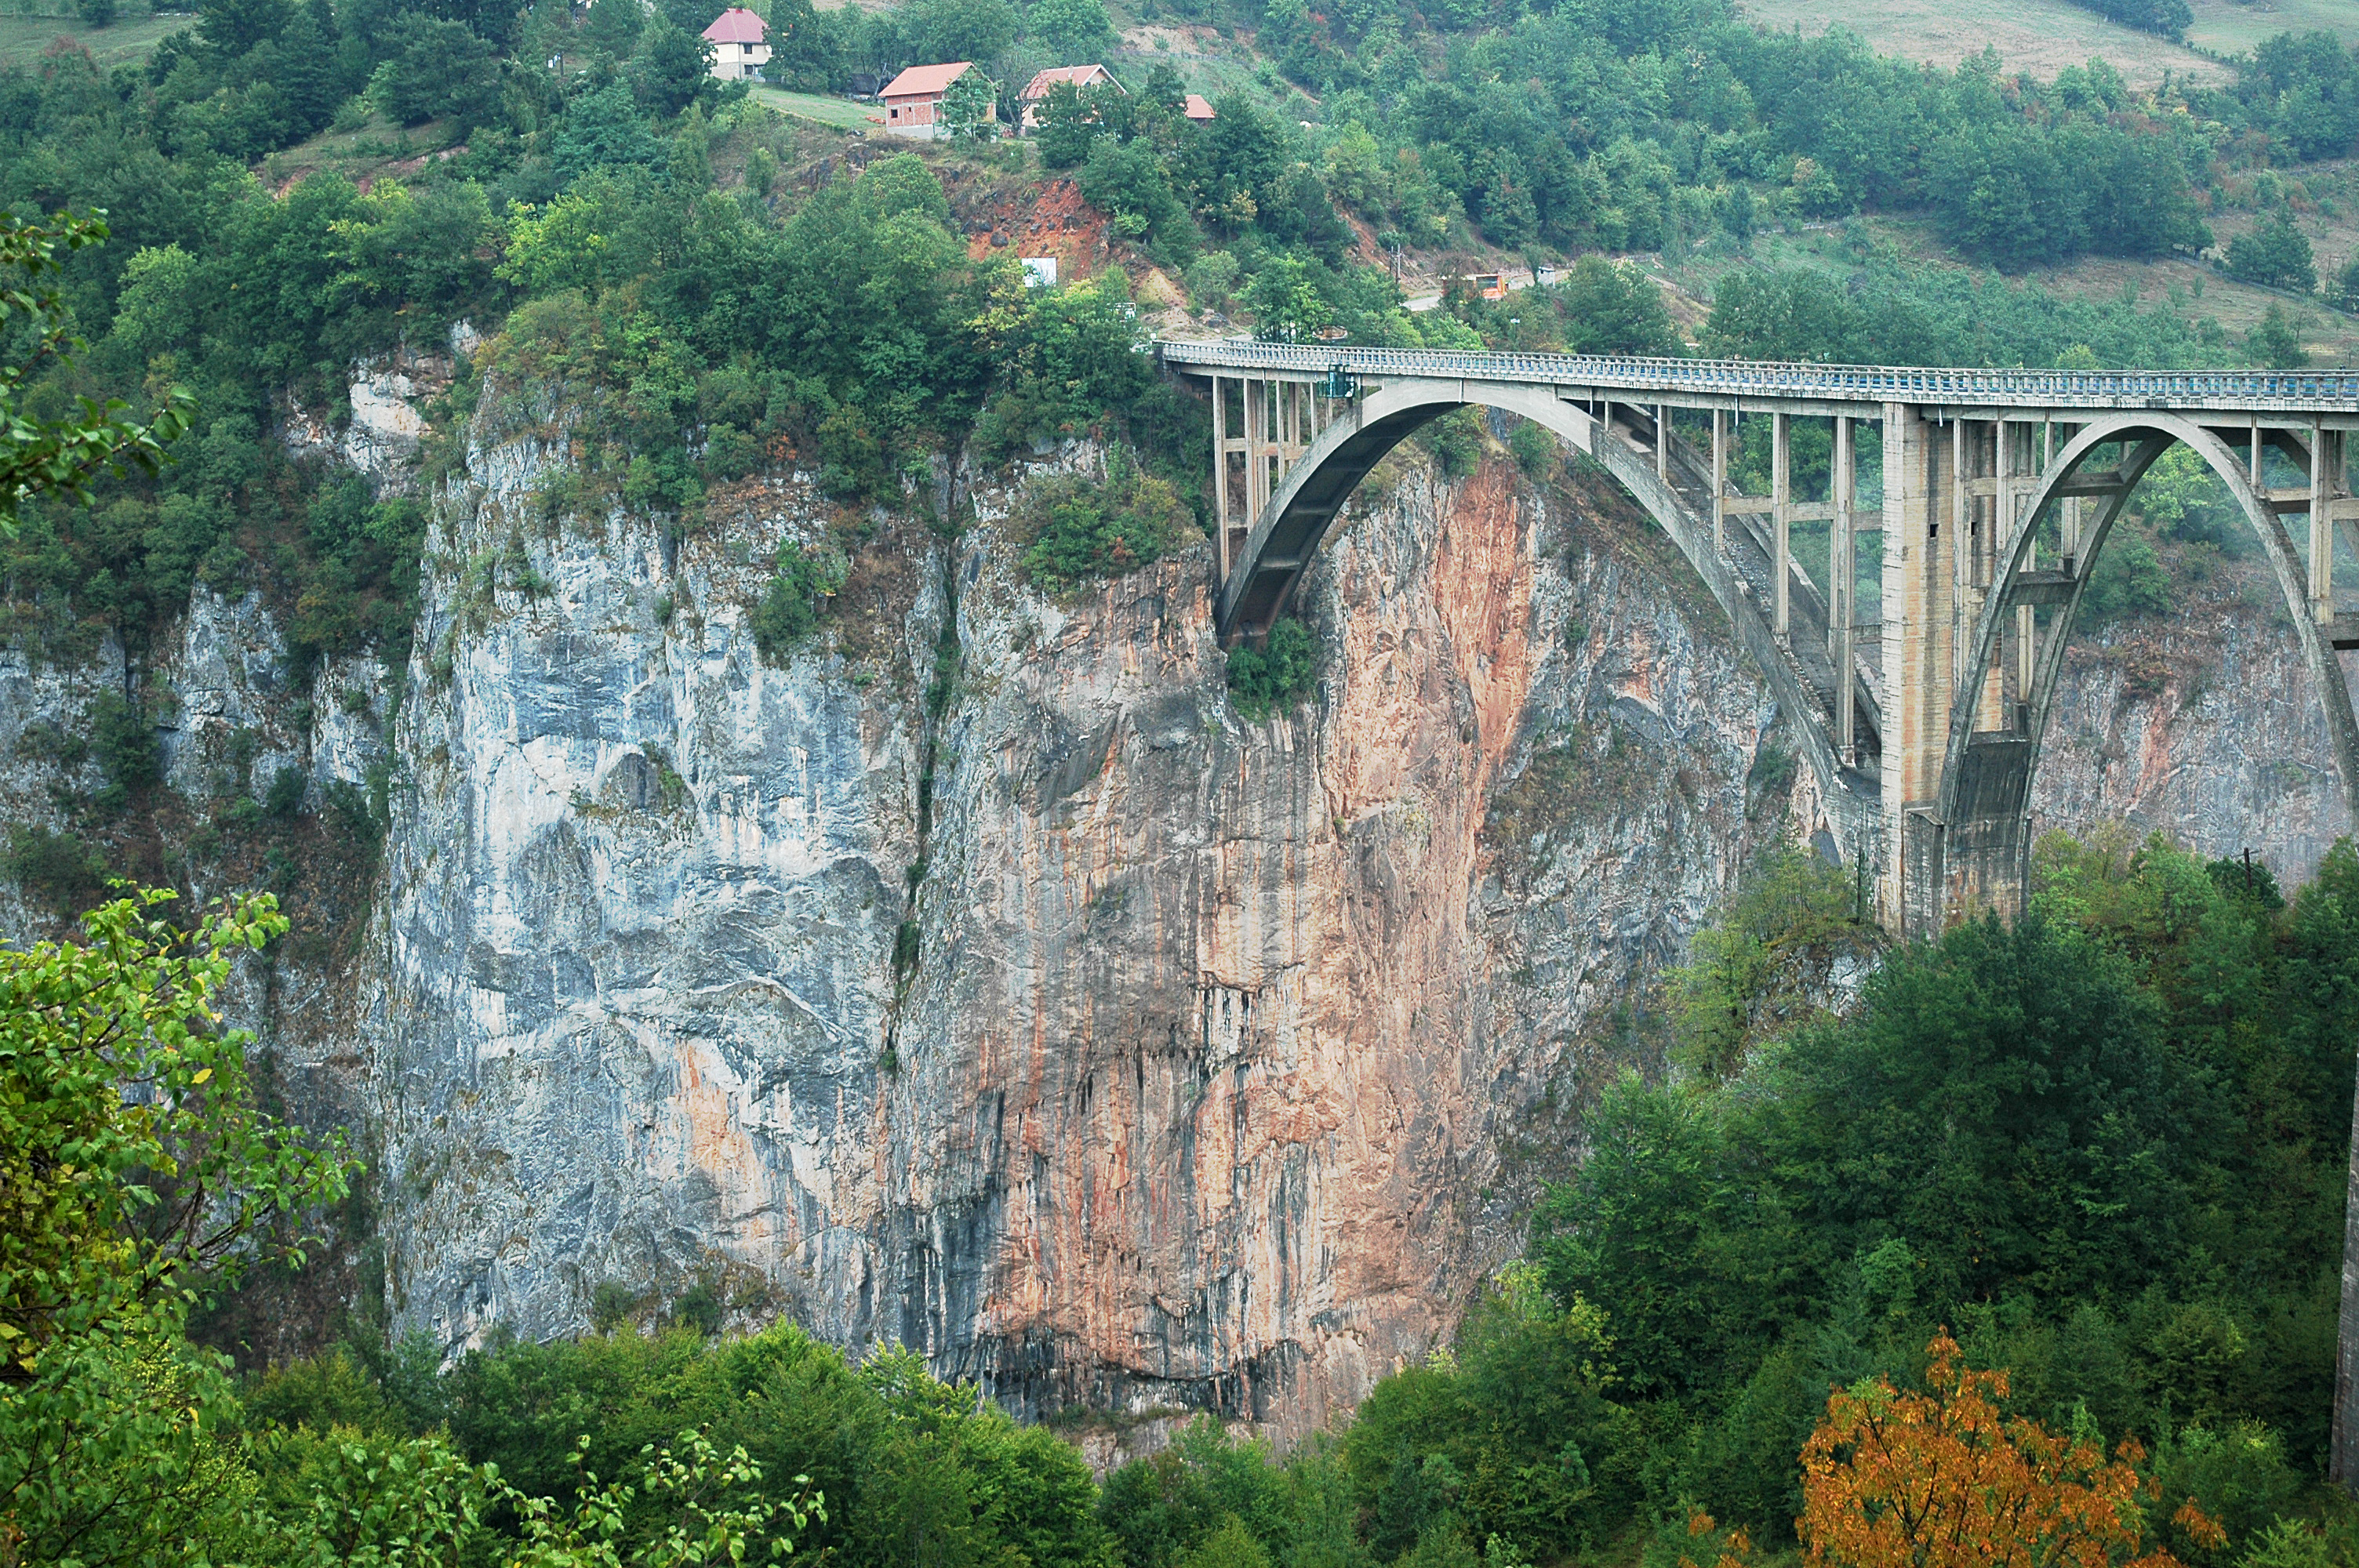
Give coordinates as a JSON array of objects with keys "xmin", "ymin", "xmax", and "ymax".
[
  {"xmin": 2188, "ymin": 0, "xmax": 2359, "ymax": 56},
  {"xmin": 1732, "ymin": 0, "xmax": 2230, "ymax": 85},
  {"xmin": 1732, "ymin": 0, "xmax": 2353, "ymax": 86},
  {"xmin": 0, "ymin": 9, "xmax": 181, "ymax": 68}
]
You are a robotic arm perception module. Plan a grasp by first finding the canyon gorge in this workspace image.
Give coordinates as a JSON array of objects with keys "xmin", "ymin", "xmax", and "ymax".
[{"xmin": 2, "ymin": 361, "xmax": 2348, "ymax": 1442}]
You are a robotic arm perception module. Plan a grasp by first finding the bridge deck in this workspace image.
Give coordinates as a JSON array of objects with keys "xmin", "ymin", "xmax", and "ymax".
[{"xmin": 1159, "ymin": 339, "xmax": 2359, "ymax": 418}]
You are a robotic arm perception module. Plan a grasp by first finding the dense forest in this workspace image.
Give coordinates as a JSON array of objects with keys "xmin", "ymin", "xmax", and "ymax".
[{"xmin": 12, "ymin": 828, "xmax": 2359, "ymax": 1563}]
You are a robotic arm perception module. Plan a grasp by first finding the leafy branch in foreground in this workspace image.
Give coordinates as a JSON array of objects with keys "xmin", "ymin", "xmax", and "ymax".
[
  {"xmin": 0, "ymin": 887, "xmax": 350, "ymax": 1370},
  {"xmin": 0, "ymin": 887, "xmax": 349, "ymax": 1566}
]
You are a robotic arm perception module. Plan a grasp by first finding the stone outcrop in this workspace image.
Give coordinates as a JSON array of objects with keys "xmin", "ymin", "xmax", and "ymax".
[{"xmin": 2, "ymin": 388, "xmax": 2350, "ymax": 1439}]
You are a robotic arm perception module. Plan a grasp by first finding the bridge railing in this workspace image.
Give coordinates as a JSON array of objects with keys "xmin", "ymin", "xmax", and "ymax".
[{"xmin": 1156, "ymin": 338, "xmax": 2359, "ymax": 412}]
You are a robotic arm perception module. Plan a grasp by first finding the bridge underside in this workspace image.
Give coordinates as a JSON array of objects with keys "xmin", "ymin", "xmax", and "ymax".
[{"xmin": 1171, "ymin": 349, "xmax": 2359, "ymax": 938}]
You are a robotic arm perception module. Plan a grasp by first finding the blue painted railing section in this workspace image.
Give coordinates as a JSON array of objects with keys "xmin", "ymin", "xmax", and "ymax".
[{"xmin": 1156, "ymin": 339, "xmax": 2359, "ymax": 411}]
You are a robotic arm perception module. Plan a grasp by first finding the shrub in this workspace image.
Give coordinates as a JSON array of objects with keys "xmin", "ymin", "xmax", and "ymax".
[
  {"xmin": 671, "ymin": 1280, "xmax": 724, "ymax": 1337},
  {"xmin": 2083, "ymin": 526, "xmax": 2171, "ymax": 626},
  {"xmin": 265, "ymin": 767, "xmax": 308, "ymax": 818},
  {"xmin": 589, "ymin": 1281, "xmax": 638, "ymax": 1331},
  {"xmin": 1424, "ymin": 409, "xmax": 1485, "ymax": 479},
  {"xmin": 750, "ymin": 543, "xmax": 849, "ymax": 662},
  {"xmin": 703, "ymin": 423, "xmax": 761, "ymax": 482},
  {"xmin": 1017, "ymin": 456, "xmax": 1192, "ymax": 596},
  {"xmin": 322, "ymin": 779, "xmax": 384, "ymax": 856},
  {"xmin": 1508, "ymin": 421, "xmax": 1558, "ymax": 479},
  {"xmin": 88, "ymin": 691, "xmax": 161, "ymax": 813},
  {"xmin": 2, "ymin": 826, "xmax": 107, "ymax": 914},
  {"xmin": 2245, "ymin": 303, "xmax": 2305, "ymax": 368},
  {"xmin": 816, "ymin": 405, "xmax": 888, "ymax": 501},
  {"xmin": 1226, "ymin": 618, "xmax": 1318, "ymax": 717}
]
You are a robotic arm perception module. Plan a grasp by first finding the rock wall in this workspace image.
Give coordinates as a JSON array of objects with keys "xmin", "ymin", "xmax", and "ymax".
[
  {"xmin": 346, "ymin": 416, "xmax": 1794, "ymax": 1437},
  {"xmin": 2032, "ymin": 576, "xmax": 2358, "ymax": 878},
  {"xmin": 3, "ymin": 381, "xmax": 2350, "ymax": 1437}
]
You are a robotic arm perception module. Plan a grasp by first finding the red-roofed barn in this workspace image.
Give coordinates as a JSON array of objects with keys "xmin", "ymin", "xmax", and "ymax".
[{"xmin": 702, "ymin": 7, "xmax": 769, "ymax": 81}]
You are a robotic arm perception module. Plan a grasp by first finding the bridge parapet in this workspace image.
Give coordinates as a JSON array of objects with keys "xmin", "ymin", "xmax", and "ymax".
[{"xmin": 1159, "ymin": 338, "xmax": 2359, "ymax": 416}]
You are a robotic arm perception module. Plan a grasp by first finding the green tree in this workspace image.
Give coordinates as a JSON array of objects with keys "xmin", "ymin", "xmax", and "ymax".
[
  {"xmin": 2226, "ymin": 213, "xmax": 2316, "ymax": 293},
  {"xmin": 1552, "ymin": 256, "xmax": 1679, "ymax": 356},
  {"xmin": 1034, "ymin": 76, "xmax": 1125, "ymax": 168},
  {"xmin": 198, "ymin": 0, "xmax": 293, "ymax": 55},
  {"xmin": 1225, "ymin": 618, "xmax": 1318, "ymax": 715},
  {"xmin": 582, "ymin": 0, "xmax": 646, "ymax": 56},
  {"xmin": 903, "ymin": 0, "xmax": 1019, "ymax": 64},
  {"xmin": 630, "ymin": 13, "xmax": 716, "ymax": 118},
  {"xmin": 1026, "ymin": 0, "xmax": 1116, "ymax": 58},
  {"xmin": 554, "ymin": 81, "xmax": 667, "ymax": 180},
  {"xmin": 1078, "ymin": 136, "xmax": 1190, "ymax": 253},
  {"xmin": 1925, "ymin": 119, "xmax": 2087, "ymax": 269},
  {"xmin": 1101, "ymin": 1416, "xmax": 1291, "ymax": 1568},
  {"xmin": 1670, "ymin": 844, "xmax": 1878, "ymax": 1080},
  {"xmin": 1240, "ymin": 255, "xmax": 1332, "ymax": 342},
  {"xmin": 940, "ymin": 64, "xmax": 999, "ymax": 141},
  {"xmin": 376, "ymin": 13, "xmax": 503, "ymax": 129},
  {"xmin": 2332, "ymin": 252, "xmax": 2359, "ymax": 315},
  {"xmin": 1530, "ymin": 1073, "xmax": 1755, "ymax": 1396},
  {"xmin": 2246, "ymin": 303, "xmax": 2305, "ymax": 367},
  {"xmin": 1017, "ymin": 453, "xmax": 1190, "ymax": 593}
]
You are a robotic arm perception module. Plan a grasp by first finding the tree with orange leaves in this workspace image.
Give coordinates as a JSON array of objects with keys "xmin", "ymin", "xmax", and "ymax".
[{"xmin": 1793, "ymin": 1332, "xmax": 2223, "ymax": 1568}]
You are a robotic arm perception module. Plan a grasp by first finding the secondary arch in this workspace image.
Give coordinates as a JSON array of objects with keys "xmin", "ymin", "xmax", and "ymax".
[{"xmin": 1936, "ymin": 412, "xmax": 2359, "ymax": 888}]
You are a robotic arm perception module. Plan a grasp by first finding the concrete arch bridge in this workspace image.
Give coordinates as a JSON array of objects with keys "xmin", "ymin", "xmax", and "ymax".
[{"xmin": 1158, "ymin": 338, "xmax": 2359, "ymax": 937}]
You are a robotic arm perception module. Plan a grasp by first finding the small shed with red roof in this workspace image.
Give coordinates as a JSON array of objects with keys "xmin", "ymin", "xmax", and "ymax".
[
  {"xmin": 1183, "ymin": 93, "xmax": 1216, "ymax": 122},
  {"xmin": 881, "ymin": 61, "xmax": 991, "ymax": 138},
  {"xmin": 702, "ymin": 7, "xmax": 769, "ymax": 81},
  {"xmin": 1017, "ymin": 63, "xmax": 1121, "ymax": 129}
]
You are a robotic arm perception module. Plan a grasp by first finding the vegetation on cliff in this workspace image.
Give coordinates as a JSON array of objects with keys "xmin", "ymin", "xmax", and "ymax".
[{"xmin": 11, "ymin": 824, "xmax": 2355, "ymax": 1564}]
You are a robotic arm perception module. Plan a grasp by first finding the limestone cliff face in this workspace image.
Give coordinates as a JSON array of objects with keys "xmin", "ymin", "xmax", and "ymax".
[
  {"xmin": 2, "ymin": 375, "xmax": 2350, "ymax": 1436},
  {"xmin": 2032, "ymin": 583, "xmax": 2357, "ymax": 873},
  {"xmin": 350, "ymin": 414, "xmax": 1795, "ymax": 1434}
]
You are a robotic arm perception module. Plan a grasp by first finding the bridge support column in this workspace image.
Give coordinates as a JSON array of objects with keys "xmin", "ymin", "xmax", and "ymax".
[
  {"xmin": 1881, "ymin": 404, "xmax": 1954, "ymax": 938},
  {"xmin": 1212, "ymin": 375, "xmax": 1229, "ymax": 580},
  {"xmin": 2314, "ymin": 424, "xmax": 2340, "ymax": 624},
  {"xmin": 1247, "ymin": 379, "xmax": 1269, "ymax": 524},
  {"xmin": 1711, "ymin": 408, "xmax": 1728, "ymax": 551},
  {"xmin": 1772, "ymin": 412, "xmax": 1792, "ymax": 641},
  {"xmin": 1833, "ymin": 416, "xmax": 1856, "ymax": 760}
]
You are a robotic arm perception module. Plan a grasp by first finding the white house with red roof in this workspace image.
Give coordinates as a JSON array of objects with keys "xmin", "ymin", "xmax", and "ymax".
[
  {"xmin": 880, "ymin": 60, "xmax": 990, "ymax": 137},
  {"xmin": 702, "ymin": 7, "xmax": 769, "ymax": 80},
  {"xmin": 1016, "ymin": 63, "xmax": 1121, "ymax": 130}
]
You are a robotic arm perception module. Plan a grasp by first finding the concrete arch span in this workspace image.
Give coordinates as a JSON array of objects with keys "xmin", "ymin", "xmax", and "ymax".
[
  {"xmin": 1925, "ymin": 412, "xmax": 2359, "ymax": 920},
  {"xmin": 1216, "ymin": 377, "xmax": 1881, "ymax": 833}
]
